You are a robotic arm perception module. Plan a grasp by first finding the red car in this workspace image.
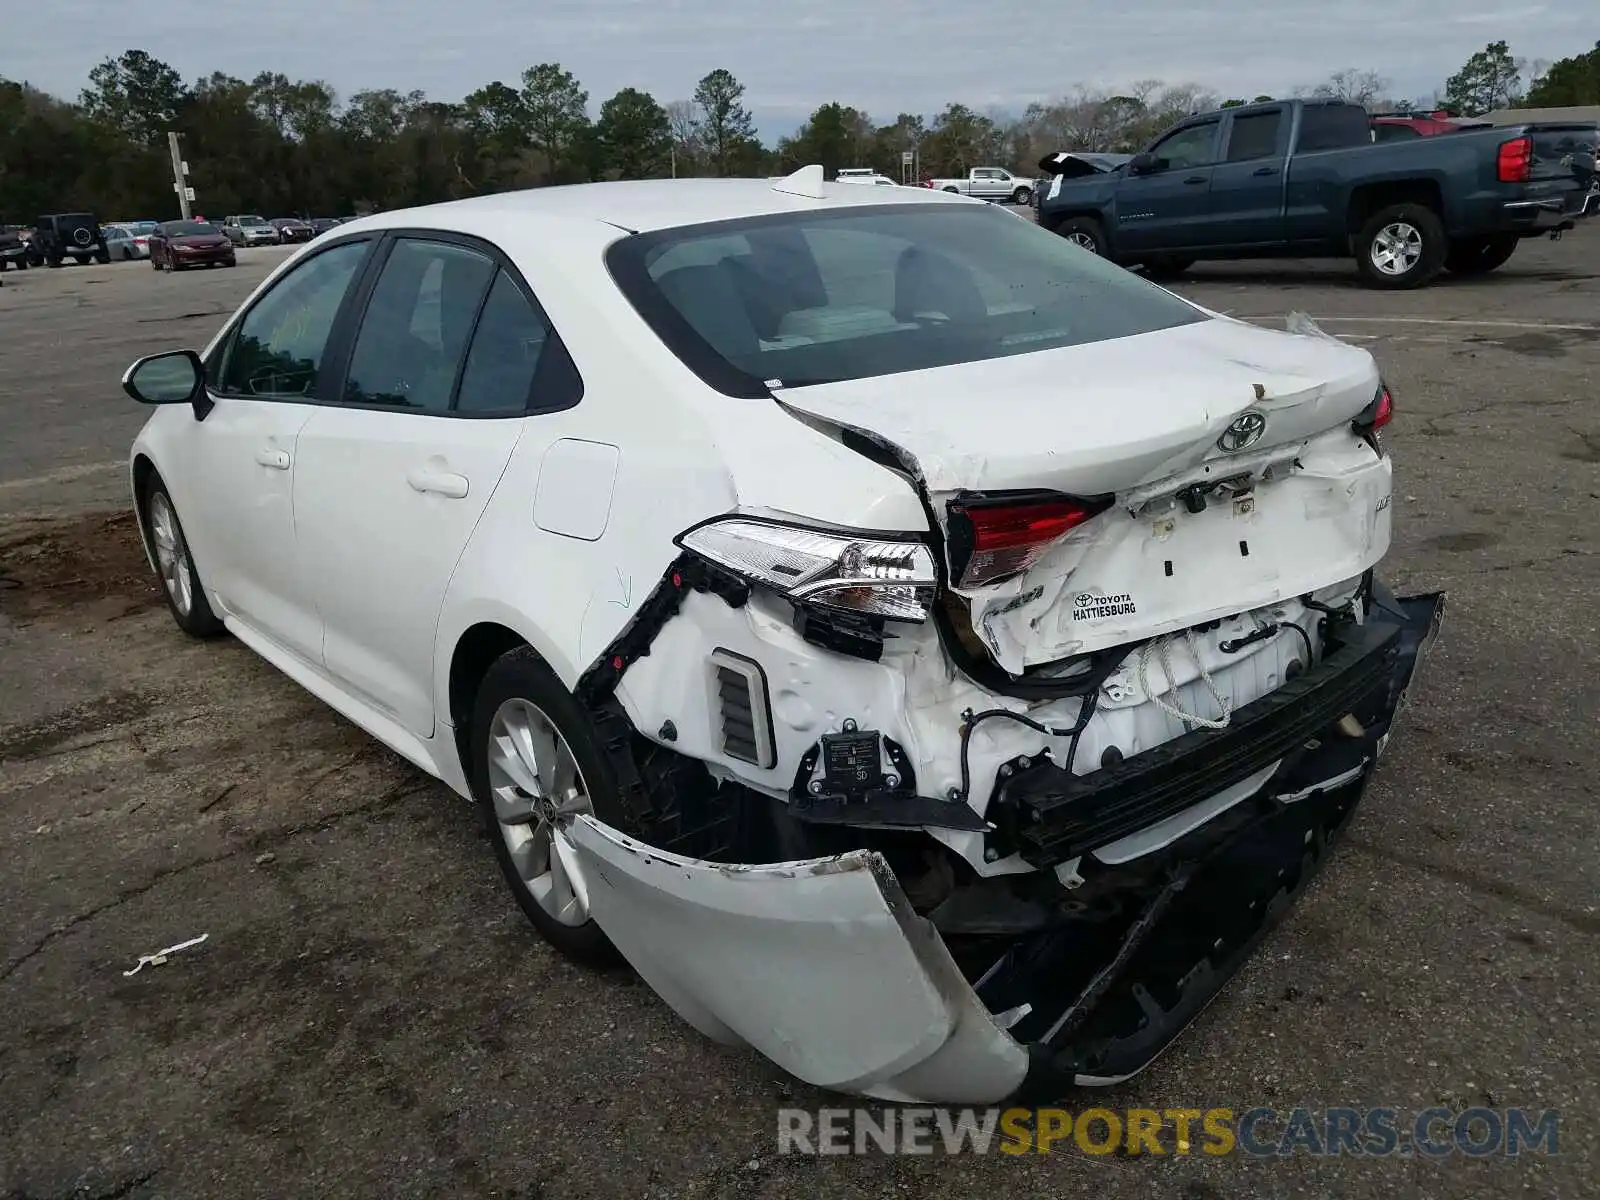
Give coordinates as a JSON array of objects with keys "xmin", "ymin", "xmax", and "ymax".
[
  {"xmin": 1370, "ymin": 110, "xmax": 1493, "ymax": 142},
  {"xmin": 148, "ymin": 219, "xmax": 237, "ymax": 272}
]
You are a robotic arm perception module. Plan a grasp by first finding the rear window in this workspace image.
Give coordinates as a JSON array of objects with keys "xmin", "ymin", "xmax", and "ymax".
[
  {"xmin": 1296, "ymin": 104, "xmax": 1373, "ymax": 153},
  {"xmin": 163, "ymin": 221, "xmax": 217, "ymax": 236},
  {"xmin": 605, "ymin": 203, "xmax": 1205, "ymax": 397}
]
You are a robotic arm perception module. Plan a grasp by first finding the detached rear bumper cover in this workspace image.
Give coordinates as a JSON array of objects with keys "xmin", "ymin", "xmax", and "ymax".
[{"xmin": 569, "ymin": 590, "xmax": 1443, "ymax": 1103}]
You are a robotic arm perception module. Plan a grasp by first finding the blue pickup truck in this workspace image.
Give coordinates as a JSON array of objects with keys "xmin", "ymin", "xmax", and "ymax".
[{"xmin": 1035, "ymin": 98, "xmax": 1594, "ymax": 288}]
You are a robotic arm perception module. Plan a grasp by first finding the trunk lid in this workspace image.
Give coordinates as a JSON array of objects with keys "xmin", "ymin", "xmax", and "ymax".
[
  {"xmin": 1524, "ymin": 123, "xmax": 1596, "ymax": 191},
  {"xmin": 774, "ymin": 315, "xmax": 1392, "ymax": 673}
]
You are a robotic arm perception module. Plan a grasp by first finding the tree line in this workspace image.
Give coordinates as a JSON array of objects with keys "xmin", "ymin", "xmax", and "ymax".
[{"xmin": 1, "ymin": 37, "xmax": 1594, "ymax": 222}]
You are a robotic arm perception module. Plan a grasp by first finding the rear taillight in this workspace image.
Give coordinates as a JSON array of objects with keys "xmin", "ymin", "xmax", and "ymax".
[
  {"xmin": 1497, "ymin": 136, "xmax": 1532, "ymax": 183},
  {"xmin": 947, "ymin": 493, "xmax": 1113, "ymax": 589},
  {"xmin": 1353, "ymin": 383, "xmax": 1394, "ymax": 453}
]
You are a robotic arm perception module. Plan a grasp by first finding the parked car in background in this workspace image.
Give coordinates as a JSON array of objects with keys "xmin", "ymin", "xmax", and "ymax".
[
  {"xmin": 149, "ymin": 219, "xmax": 237, "ymax": 271},
  {"xmin": 271, "ymin": 217, "xmax": 315, "ymax": 244},
  {"xmin": 29, "ymin": 213, "xmax": 111, "ymax": 267},
  {"xmin": 835, "ymin": 169, "xmax": 900, "ymax": 188},
  {"xmin": 1036, "ymin": 98, "xmax": 1594, "ymax": 288},
  {"xmin": 308, "ymin": 217, "xmax": 342, "ymax": 235},
  {"xmin": 1368, "ymin": 110, "xmax": 1493, "ymax": 142},
  {"xmin": 105, "ymin": 223, "xmax": 154, "ymax": 260},
  {"xmin": 118, "ymin": 170, "xmax": 1441, "ymax": 1103},
  {"xmin": 0, "ymin": 225, "xmax": 30, "ymax": 271},
  {"xmin": 923, "ymin": 167, "xmax": 1036, "ymax": 204},
  {"xmin": 221, "ymin": 214, "xmax": 280, "ymax": 247}
]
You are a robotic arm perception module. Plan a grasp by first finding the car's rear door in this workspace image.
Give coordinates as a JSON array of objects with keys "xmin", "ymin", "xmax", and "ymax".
[
  {"xmin": 1203, "ymin": 107, "xmax": 1291, "ymax": 246},
  {"xmin": 290, "ymin": 231, "xmax": 575, "ymax": 738},
  {"xmin": 1113, "ymin": 118, "xmax": 1222, "ymax": 254}
]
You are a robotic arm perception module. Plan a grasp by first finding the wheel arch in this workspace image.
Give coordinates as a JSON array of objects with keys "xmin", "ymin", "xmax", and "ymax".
[
  {"xmin": 1345, "ymin": 179, "xmax": 1445, "ymax": 238},
  {"xmin": 442, "ymin": 611, "xmax": 582, "ymax": 783}
]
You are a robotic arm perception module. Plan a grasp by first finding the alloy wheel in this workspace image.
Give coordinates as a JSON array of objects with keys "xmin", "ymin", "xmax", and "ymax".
[
  {"xmin": 148, "ymin": 492, "xmax": 192, "ymax": 616},
  {"xmin": 1370, "ymin": 222, "xmax": 1423, "ymax": 276},
  {"xmin": 486, "ymin": 697, "xmax": 596, "ymax": 927}
]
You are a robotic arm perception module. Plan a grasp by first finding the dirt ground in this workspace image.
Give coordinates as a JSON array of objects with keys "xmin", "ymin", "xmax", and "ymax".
[{"xmin": 1, "ymin": 229, "xmax": 1597, "ymax": 1199}]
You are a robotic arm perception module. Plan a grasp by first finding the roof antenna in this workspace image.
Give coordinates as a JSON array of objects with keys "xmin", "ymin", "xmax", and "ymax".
[{"xmin": 771, "ymin": 164, "xmax": 827, "ymax": 199}]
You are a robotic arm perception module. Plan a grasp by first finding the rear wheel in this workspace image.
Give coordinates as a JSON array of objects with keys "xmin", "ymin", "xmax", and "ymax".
[
  {"xmin": 470, "ymin": 646, "xmax": 627, "ymax": 966},
  {"xmin": 141, "ymin": 478, "xmax": 224, "ymax": 638},
  {"xmin": 94, "ymin": 248, "xmax": 110, "ymax": 264},
  {"xmin": 1443, "ymin": 234, "xmax": 1518, "ymax": 276},
  {"xmin": 942, "ymin": 185, "xmax": 959, "ymax": 193},
  {"xmin": 1056, "ymin": 216, "xmax": 1106, "ymax": 256},
  {"xmin": 1354, "ymin": 203, "xmax": 1445, "ymax": 289},
  {"xmin": 1011, "ymin": 186, "xmax": 1032, "ymax": 205}
]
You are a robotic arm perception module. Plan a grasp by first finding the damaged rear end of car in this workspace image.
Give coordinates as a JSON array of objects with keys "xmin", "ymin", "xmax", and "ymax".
[{"xmin": 557, "ymin": 197, "xmax": 1443, "ymax": 1102}]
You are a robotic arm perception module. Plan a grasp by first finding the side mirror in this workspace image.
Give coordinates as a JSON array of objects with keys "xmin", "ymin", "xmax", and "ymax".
[
  {"xmin": 1128, "ymin": 152, "xmax": 1161, "ymax": 176},
  {"xmin": 122, "ymin": 350, "xmax": 209, "ymax": 418}
]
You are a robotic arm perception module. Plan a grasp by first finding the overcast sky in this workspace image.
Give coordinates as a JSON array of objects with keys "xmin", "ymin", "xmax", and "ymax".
[{"xmin": 6, "ymin": 1, "xmax": 1592, "ymax": 136}]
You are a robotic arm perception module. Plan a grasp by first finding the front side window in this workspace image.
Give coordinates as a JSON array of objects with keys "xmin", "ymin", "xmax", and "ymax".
[
  {"xmin": 212, "ymin": 240, "xmax": 370, "ymax": 398},
  {"xmin": 606, "ymin": 203, "xmax": 1205, "ymax": 397},
  {"xmin": 1151, "ymin": 122, "xmax": 1220, "ymax": 170},
  {"xmin": 342, "ymin": 238, "xmax": 496, "ymax": 411}
]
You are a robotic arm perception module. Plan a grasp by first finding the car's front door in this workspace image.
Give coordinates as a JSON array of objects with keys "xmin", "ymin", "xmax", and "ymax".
[
  {"xmin": 291, "ymin": 232, "xmax": 572, "ymax": 738},
  {"xmin": 187, "ymin": 237, "xmax": 376, "ymax": 661},
  {"xmin": 1113, "ymin": 118, "xmax": 1222, "ymax": 254}
]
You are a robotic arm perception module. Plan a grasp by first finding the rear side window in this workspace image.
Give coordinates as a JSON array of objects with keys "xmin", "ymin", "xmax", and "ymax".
[
  {"xmin": 1372, "ymin": 123, "xmax": 1422, "ymax": 142},
  {"xmin": 455, "ymin": 272, "xmax": 551, "ymax": 414},
  {"xmin": 606, "ymin": 203, "xmax": 1205, "ymax": 398},
  {"xmin": 1297, "ymin": 105, "xmax": 1373, "ymax": 152},
  {"xmin": 342, "ymin": 239, "xmax": 496, "ymax": 411},
  {"xmin": 1226, "ymin": 111, "xmax": 1284, "ymax": 161}
]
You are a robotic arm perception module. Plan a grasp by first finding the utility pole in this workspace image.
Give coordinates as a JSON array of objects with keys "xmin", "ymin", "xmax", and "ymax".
[{"xmin": 167, "ymin": 131, "xmax": 193, "ymax": 220}]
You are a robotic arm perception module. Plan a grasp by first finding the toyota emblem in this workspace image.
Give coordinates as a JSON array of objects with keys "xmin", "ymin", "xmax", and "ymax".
[{"xmin": 1218, "ymin": 411, "xmax": 1267, "ymax": 453}]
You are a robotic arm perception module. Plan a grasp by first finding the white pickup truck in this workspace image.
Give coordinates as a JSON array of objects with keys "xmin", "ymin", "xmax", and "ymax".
[{"xmin": 923, "ymin": 167, "xmax": 1035, "ymax": 204}]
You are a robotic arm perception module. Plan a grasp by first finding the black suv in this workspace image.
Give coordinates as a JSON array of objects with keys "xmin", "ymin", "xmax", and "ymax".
[
  {"xmin": 0, "ymin": 225, "xmax": 29, "ymax": 271},
  {"xmin": 28, "ymin": 213, "xmax": 111, "ymax": 267}
]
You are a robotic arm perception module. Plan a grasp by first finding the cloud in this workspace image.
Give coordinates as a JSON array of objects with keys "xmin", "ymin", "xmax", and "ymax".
[{"xmin": 3, "ymin": 0, "xmax": 1591, "ymax": 138}]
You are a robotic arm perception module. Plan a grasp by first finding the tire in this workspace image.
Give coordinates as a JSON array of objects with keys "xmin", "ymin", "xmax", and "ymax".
[
  {"xmin": 73, "ymin": 255, "xmax": 89, "ymax": 265},
  {"xmin": 941, "ymin": 185, "xmax": 959, "ymax": 193},
  {"xmin": 47, "ymin": 256, "xmax": 62, "ymax": 268},
  {"xmin": 95, "ymin": 249, "xmax": 110, "ymax": 264},
  {"xmin": 1143, "ymin": 256, "xmax": 1195, "ymax": 280},
  {"xmin": 1011, "ymin": 186, "xmax": 1032, "ymax": 206},
  {"xmin": 1354, "ymin": 203, "xmax": 1446, "ymax": 289},
  {"xmin": 140, "ymin": 477, "xmax": 225, "ymax": 638},
  {"xmin": 1056, "ymin": 216, "xmax": 1107, "ymax": 256},
  {"xmin": 151, "ymin": 254, "xmax": 161, "ymax": 271},
  {"xmin": 1443, "ymin": 234, "xmax": 1518, "ymax": 276},
  {"xmin": 469, "ymin": 646, "xmax": 630, "ymax": 966},
  {"xmin": 16, "ymin": 258, "xmax": 26, "ymax": 270}
]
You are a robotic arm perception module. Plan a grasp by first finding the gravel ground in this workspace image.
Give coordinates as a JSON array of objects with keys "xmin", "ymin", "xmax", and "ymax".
[{"xmin": 1, "ymin": 226, "xmax": 1597, "ymax": 1199}]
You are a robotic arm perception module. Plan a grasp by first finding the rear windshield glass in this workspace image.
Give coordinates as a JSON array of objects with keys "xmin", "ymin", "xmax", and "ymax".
[
  {"xmin": 163, "ymin": 221, "xmax": 217, "ymax": 235},
  {"xmin": 605, "ymin": 203, "xmax": 1206, "ymax": 397}
]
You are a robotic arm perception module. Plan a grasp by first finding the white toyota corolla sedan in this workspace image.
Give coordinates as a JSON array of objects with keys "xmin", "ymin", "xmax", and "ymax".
[{"xmin": 121, "ymin": 166, "xmax": 1442, "ymax": 1103}]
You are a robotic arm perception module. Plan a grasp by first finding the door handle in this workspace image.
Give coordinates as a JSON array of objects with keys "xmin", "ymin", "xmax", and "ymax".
[
  {"xmin": 406, "ymin": 468, "xmax": 469, "ymax": 499},
  {"xmin": 254, "ymin": 448, "xmax": 290, "ymax": 470},
  {"xmin": 1184, "ymin": 175, "xmax": 1207, "ymax": 185},
  {"xmin": 1252, "ymin": 166, "xmax": 1280, "ymax": 176}
]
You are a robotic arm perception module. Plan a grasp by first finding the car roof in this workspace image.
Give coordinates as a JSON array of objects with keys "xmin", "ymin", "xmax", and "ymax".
[{"xmin": 342, "ymin": 175, "xmax": 971, "ymax": 237}]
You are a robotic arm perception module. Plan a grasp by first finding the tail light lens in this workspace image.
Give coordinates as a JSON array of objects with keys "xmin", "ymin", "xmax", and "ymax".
[
  {"xmin": 1353, "ymin": 383, "xmax": 1394, "ymax": 454},
  {"xmin": 677, "ymin": 517, "xmax": 936, "ymax": 622},
  {"xmin": 947, "ymin": 493, "xmax": 1113, "ymax": 589},
  {"xmin": 1497, "ymin": 136, "xmax": 1532, "ymax": 183}
]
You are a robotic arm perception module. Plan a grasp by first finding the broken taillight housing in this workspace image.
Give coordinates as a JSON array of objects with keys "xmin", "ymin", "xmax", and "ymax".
[
  {"xmin": 1353, "ymin": 383, "xmax": 1394, "ymax": 452},
  {"xmin": 677, "ymin": 516, "xmax": 937, "ymax": 622},
  {"xmin": 1497, "ymin": 136, "xmax": 1533, "ymax": 183},
  {"xmin": 946, "ymin": 492, "xmax": 1113, "ymax": 590}
]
